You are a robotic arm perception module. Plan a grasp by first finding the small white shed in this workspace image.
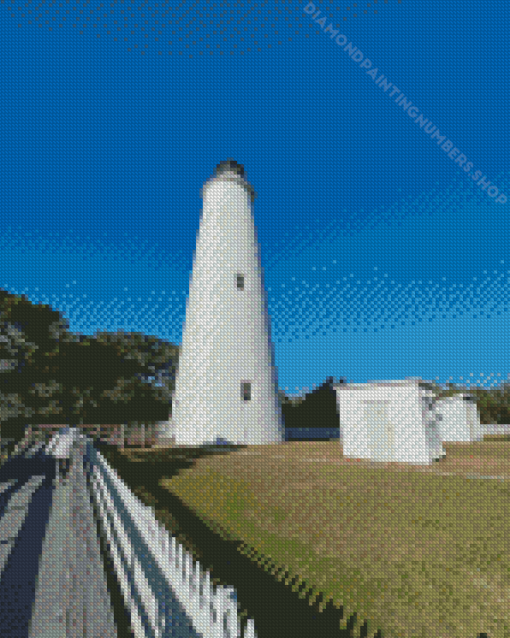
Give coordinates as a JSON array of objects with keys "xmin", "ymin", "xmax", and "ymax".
[
  {"xmin": 433, "ymin": 394, "xmax": 483, "ymax": 442},
  {"xmin": 333, "ymin": 378, "xmax": 446, "ymax": 465}
]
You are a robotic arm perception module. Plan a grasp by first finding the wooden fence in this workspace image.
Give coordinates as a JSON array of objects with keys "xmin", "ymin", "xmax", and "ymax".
[{"xmin": 26, "ymin": 423, "xmax": 159, "ymax": 448}]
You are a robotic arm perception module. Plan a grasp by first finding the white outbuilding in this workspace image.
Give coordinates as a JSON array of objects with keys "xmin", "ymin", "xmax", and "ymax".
[
  {"xmin": 333, "ymin": 378, "xmax": 446, "ymax": 465},
  {"xmin": 433, "ymin": 394, "xmax": 483, "ymax": 442}
]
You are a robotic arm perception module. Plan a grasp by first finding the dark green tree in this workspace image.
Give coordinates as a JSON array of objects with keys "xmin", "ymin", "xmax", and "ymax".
[
  {"xmin": 0, "ymin": 290, "xmax": 180, "ymax": 443},
  {"xmin": 35, "ymin": 335, "xmax": 150, "ymax": 426},
  {"xmin": 282, "ymin": 376, "xmax": 344, "ymax": 434},
  {"xmin": 92, "ymin": 330, "xmax": 179, "ymax": 400},
  {"xmin": 0, "ymin": 290, "xmax": 75, "ymax": 441}
]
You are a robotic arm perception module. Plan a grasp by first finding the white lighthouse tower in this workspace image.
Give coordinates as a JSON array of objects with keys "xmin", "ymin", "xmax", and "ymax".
[{"xmin": 169, "ymin": 159, "xmax": 284, "ymax": 447}]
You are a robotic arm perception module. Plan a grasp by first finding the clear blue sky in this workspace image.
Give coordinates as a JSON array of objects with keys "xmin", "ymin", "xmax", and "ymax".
[{"xmin": 0, "ymin": 0, "xmax": 508, "ymax": 396}]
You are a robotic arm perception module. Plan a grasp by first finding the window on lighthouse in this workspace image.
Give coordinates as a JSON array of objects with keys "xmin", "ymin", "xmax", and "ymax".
[
  {"xmin": 236, "ymin": 274, "xmax": 245, "ymax": 290},
  {"xmin": 241, "ymin": 382, "xmax": 251, "ymax": 401}
]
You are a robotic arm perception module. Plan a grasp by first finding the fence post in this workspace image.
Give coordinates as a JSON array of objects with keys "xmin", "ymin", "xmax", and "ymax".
[
  {"xmin": 191, "ymin": 559, "xmax": 202, "ymax": 619},
  {"xmin": 185, "ymin": 552, "xmax": 194, "ymax": 602},
  {"xmin": 218, "ymin": 586, "xmax": 240, "ymax": 638},
  {"xmin": 244, "ymin": 618, "xmax": 257, "ymax": 638},
  {"xmin": 203, "ymin": 570, "xmax": 214, "ymax": 626},
  {"xmin": 177, "ymin": 543, "xmax": 183, "ymax": 576}
]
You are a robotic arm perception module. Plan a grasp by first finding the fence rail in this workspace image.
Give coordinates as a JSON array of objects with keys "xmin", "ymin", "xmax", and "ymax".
[{"xmin": 83, "ymin": 439, "xmax": 258, "ymax": 638}]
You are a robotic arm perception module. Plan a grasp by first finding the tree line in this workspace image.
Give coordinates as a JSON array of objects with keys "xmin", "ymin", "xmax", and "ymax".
[
  {"xmin": 423, "ymin": 379, "xmax": 510, "ymax": 425},
  {"xmin": 1, "ymin": 286, "xmax": 508, "ymax": 445},
  {"xmin": 279, "ymin": 377, "xmax": 510, "ymax": 429},
  {"xmin": 0, "ymin": 288, "xmax": 179, "ymax": 443}
]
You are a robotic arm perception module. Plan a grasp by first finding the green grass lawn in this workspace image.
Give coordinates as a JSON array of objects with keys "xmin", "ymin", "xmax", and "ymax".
[{"xmin": 99, "ymin": 436, "xmax": 510, "ymax": 638}]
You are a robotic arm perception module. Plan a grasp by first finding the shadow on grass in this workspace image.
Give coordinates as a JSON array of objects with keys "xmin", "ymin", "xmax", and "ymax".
[
  {"xmin": 96, "ymin": 442, "xmax": 381, "ymax": 638},
  {"xmin": 96, "ymin": 442, "xmax": 493, "ymax": 638}
]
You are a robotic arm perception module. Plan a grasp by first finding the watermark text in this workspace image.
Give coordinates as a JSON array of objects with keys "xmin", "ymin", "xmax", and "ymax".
[{"xmin": 304, "ymin": 3, "xmax": 507, "ymax": 204}]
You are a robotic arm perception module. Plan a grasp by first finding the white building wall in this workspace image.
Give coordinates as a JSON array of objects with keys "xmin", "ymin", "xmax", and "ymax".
[
  {"xmin": 434, "ymin": 395, "xmax": 482, "ymax": 442},
  {"xmin": 423, "ymin": 395, "xmax": 446, "ymax": 460},
  {"xmin": 334, "ymin": 379, "xmax": 445, "ymax": 465},
  {"xmin": 466, "ymin": 401, "xmax": 483, "ymax": 441},
  {"xmin": 168, "ymin": 160, "xmax": 284, "ymax": 446}
]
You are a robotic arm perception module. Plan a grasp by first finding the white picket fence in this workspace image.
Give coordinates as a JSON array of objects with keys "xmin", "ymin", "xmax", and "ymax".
[{"xmin": 86, "ymin": 444, "xmax": 258, "ymax": 638}]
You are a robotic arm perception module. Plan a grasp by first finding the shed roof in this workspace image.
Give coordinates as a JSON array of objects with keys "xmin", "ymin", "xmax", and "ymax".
[{"xmin": 333, "ymin": 377, "xmax": 436, "ymax": 391}]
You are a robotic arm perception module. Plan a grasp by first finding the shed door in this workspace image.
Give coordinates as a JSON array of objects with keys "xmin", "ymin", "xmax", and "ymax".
[{"xmin": 363, "ymin": 401, "xmax": 394, "ymax": 462}]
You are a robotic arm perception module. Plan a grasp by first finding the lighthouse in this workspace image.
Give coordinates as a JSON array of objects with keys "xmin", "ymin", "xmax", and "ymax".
[{"xmin": 168, "ymin": 160, "xmax": 284, "ymax": 447}]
